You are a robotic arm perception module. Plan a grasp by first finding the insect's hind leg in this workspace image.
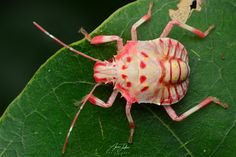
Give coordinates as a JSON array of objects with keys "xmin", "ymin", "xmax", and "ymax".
[
  {"xmin": 131, "ymin": 2, "xmax": 153, "ymax": 41},
  {"xmin": 160, "ymin": 20, "xmax": 215, "ymax": 38},
  {"xmin": 163, "ymin": 96, "xmax": 228, "ymax": 122},
  {"xmin": 125, "ymin": 102, "xmax": 135, "ymax": 143}
]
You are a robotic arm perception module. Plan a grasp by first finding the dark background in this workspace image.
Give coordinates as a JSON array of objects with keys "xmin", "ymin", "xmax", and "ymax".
[{"xmin": 0, "ymin": 0, "xmax": 134, "ymax": 115}]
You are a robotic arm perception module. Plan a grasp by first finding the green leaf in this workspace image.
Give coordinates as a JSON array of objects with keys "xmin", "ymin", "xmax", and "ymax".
[{"xmin": 1, "ymin": 0, "xmax": 236, "ymax": 156}]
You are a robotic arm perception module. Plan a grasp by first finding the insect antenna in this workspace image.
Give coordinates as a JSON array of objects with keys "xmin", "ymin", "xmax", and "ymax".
[
  {"xmin": 62, "ymin": 83, "xmax": 101, "ymax": 154},
  {"xmin": 33, "ymin": 22, "xmax": 101, "ymax": 62}
]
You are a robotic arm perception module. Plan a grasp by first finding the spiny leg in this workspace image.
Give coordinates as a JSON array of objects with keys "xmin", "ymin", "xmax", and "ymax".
[
  {"xmin": 131, "ymin": 2, "xmax": 153, "ymax": 41},
  {"xmin": 164, "ymin": 96, "xmax": 228, "ymax": 122},
  {"xmin": 83, "ymin": 89, "xmax": 119, "ymax": 108},
  {"xmin": 80, "ymin": 28, "xmax": 123, "ymax": 51},
  {"xmin": 125, "ymin": 102, "xmax": 135, "ymax": 143},
  {"xmin": 160, "ymin": 19, "xmax": 215, "ymax": 38}
]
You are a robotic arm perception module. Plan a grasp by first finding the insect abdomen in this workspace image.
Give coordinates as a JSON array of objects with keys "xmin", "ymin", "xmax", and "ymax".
[
  {"xmin": 114, "ymin": 38, "xmax": 190, "ymax": 105},
  {"xmin": 162, "ymin": 59, "xmax": 189, "ymax": 84},
  {"xmin": 156, "ymin": 38, "xmax": 190, "ymax": 105}
]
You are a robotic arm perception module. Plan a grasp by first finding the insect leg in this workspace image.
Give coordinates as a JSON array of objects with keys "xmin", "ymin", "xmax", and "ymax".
[
  {"xmin": 125, "ymin": 102, "xmax": 135, "ymax": 143},
  {"xmin": 160, "ymin": 20, "xmax": 215, "ymax": 38},
  {"xmin": 163, "ymin": 96, "xmax": 228, "ymax": 122},
  {"xmin": 85, "ymin": 89, "xmax": 119, "ymax": 108},
  {"xmin": 80, "ymin": 28, "xmax": 123, "ymax": 51},
  {"xmin": 131, "ymin": 2, "xmax": 153, "ymax": 41}
]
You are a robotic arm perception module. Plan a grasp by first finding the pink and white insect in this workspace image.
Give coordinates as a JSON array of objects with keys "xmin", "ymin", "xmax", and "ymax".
[{"xmin": 33, "ymin": 2, "xmax": 228, "ymax": 154}]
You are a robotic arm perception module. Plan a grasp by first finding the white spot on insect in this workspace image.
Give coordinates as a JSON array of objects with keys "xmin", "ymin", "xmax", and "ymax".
[
  {"xmin": 69, "ymin": 47, "xmax": 74, "ymax": 51},
  {"xmin": 45, "ymin": 31, "xmax": 54, "ymax": 39},
  {"xmin": 66, "ymin": 127, "xmax": 73, "ymax": 138},
  {"xmin": 49, "ymin": 34, "xmax": 55, "ymax": 39},
  {"xmin": 45, "ymin": 31, "xmax": 50, "ymax": 36},
  {"xmin": 68, "ymin": 127, "xmax": 73, "ymax": 134}
]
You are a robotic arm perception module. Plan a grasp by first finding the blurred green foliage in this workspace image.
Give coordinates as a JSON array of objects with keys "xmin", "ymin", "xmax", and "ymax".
[{"xmin": 0, "ymin": 1, "xmax": 132, "ymax": 115}]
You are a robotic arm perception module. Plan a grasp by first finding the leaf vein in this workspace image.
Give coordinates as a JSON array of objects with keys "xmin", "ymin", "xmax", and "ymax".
[
  {"xmin": 208, "ymin": 69, "xmax": 236, "ymax": 156},
  {"xmin": 144, "ymin": 106, "xmax": 194, "ymax": 157}
]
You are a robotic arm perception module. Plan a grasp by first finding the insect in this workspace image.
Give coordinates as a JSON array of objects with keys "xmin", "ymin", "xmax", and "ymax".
[{"xmin": 33, "ymin": 2, "xmax": 228, "ymax": 154}]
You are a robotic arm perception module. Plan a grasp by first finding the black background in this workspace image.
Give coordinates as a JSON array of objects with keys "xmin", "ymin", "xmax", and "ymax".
[{"xmin": 0, "ymin": 0, "xmax": 134, "ymax": 115}]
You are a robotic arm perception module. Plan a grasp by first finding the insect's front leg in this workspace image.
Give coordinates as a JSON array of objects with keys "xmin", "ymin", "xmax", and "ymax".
[
  {"xmin": 160, "ymin": 20, "xmax": 215, "ymax": 38},
  {"xmin": 163, "ymin": 96, "xmax": 228, "ymax": 122},
  {"xmin": 82, "ymin": 89, "xmax": 119, "ymax": 108},
  {"xmin": 131, "ymin": 2, "xmax": 153, "ymax": 41},
  {"xmin": 80, "ymin": 28, "xmax": 123, "ymax": 51}
]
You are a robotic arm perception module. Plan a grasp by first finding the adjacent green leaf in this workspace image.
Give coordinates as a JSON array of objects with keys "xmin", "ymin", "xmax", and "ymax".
[{"xmin": 1, "ymin": 0, "xmax": 236, "ymax": 156}]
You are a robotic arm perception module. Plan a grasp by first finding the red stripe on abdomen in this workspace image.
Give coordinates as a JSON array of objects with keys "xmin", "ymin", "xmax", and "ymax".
[
  {"xmin": 159, "ymin": 60, "xmax": 166, "ymax": 84},
  {"xmin": 174, "ymin": 85, "xmax": 180, "ymax": 100},
  {"xmin": 167, "ymin": 86, "xmax": 173, "ymax": 104}
]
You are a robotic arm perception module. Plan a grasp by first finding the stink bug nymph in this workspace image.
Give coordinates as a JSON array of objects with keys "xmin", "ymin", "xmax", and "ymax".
[{"xmin": 33, "ymin": 2, "xmax": 228, "ymax": 154}]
